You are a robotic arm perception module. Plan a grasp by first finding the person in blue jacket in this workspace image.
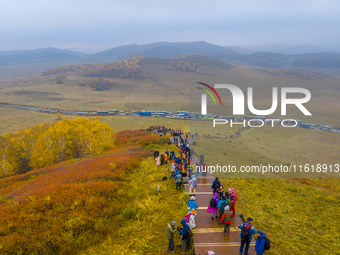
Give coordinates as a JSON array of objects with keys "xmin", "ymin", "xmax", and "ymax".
[
  {"xmin": 239, "ymin": 217, "xmax": 256, "ymax": 255},
  {"xmin": 178, "ymin": 219, "xmax": 189, "ymax": 253},
  {"xmin": 217, "ymin": 196, "xmax": 227, "ymax": 223},
  {"xmin": 175, "ymin": 170, "xmax": 182, "ymax": 190},
  {"xmin": 211, "ymin": 177, "xmax": 221, "ymax": 194},
  {"xmin": 188, "ymin": 196, "xmax": 198, "ymax": 212},
  {"xmin": 255, "ymin": 230, "xmax": 266, "ymax": 255}
]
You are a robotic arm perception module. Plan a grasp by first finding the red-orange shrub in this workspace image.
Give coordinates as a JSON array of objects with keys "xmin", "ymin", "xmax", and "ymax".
[{"xmin": 0, "ymin": 130, "xmax": 158, "ymax": 254}]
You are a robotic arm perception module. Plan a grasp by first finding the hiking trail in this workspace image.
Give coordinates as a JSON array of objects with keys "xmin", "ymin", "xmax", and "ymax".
[{"xmin": 173, "ymin": 136, "xmax": 256, "ymax": 255}]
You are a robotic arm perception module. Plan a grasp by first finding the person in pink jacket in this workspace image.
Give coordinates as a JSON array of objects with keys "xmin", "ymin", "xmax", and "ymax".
[
  {"xmin": 229, "ymin": 187, "xmax": 237, "ymax": 216},
  {"xmin": 206, "ymin": 192, "xmax": 219, "ymax": 220}
]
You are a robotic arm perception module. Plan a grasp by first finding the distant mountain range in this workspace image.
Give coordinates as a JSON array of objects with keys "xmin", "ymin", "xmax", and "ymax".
[{"xmin": 1, "ymin": 41, "xmax": 340, "ymax": 76}]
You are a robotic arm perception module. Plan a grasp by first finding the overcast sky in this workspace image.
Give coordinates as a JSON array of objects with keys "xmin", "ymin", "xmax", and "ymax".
[{"xmin": 1, "ymin": 0, "xmax": 340, "ymax": 53}]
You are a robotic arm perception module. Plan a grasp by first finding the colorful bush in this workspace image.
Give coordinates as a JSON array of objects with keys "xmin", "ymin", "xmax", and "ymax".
[{"xmin": 0, "ymin": 130, "xmax": 167, "ymax": 254}]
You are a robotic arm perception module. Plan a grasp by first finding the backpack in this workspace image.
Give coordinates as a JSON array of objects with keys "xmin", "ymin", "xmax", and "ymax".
[
  {"xmin": 213, "ymin": 182, "xmax": 220, "ymax": 189},
  {"xmin": 183, "ymin": 228, "xmax": 192, "ymax": 240},
  {"xmin": 234, "ymin": 194, "xmax": 238, "ymax": 202},
  {"xmin": 184, "ymin": 214, "xmax": 191, "ymax": 223},
  {"xmin": 241, "ymin": 223, "xmax": 252, "ymax": 241},
  {"xmin": 192, "ymin": 179, "xmax": 197, "ymax": 188},
  {"xmin": 260, "ymin": 236, "xmax": 271, "ymax": 250},
  {"xmin": 210, "ymin": 197, "xmax": 217, "ymax": 208},
  {"xmin": 226, "ymin": 198, "xmax": 232, "ymax": 207},
  {"xmin": 184, "ymin": 228, "xmax": 193, "ymax": 249},
  {"xmin": 219, "ymin": 201, "xmax": 227, "ymax": 212}
]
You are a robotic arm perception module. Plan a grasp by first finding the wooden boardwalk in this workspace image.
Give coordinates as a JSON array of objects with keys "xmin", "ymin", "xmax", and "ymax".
[{"xmin": 171, "ymin": 136, "xmax": 255, "ymax": 254}]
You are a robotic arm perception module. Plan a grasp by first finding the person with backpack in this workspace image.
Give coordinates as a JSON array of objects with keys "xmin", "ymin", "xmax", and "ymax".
[
  {"xmin": 189, "ymin": 177, "xmax": 197, "ymax": 193},
  {"xmin": 220, "ymin": 205, "xmax": 234, "ymax": 236},
  {"xmin": 217, "ymin": 196, "xmax": 227, "ymax": 223},
  {"xmin": 166, "ymin": 221, "xmax": 177, "ymax": 253},
  {"xmin": 255, "ymin": 230, "xmax": 270, "ymax": 255},
  {"xmin": 175, "ymin": 170, "xmax": 182, "ymax": 190},
  {"xmin": 177, "ymin": 219, "xmax": 190, "ymax": 253},
  {"xmin": 206, "ymin": 192, "xmax": 219, "ymax": 220},
  {"xmin": 239, "ymin": 217, "xmax": 256, "ymax": 255},
  {"xmin": 188, "ymin": 196, "xmax": 198, "ymax": 212},
  {"xmin": 211, "ymin": 177, "xmax": 221, "ymax": 194}
]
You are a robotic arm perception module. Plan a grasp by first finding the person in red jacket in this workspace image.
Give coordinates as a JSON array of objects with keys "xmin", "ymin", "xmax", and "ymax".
[{"xmin": 220, "ymin": 205, "xmax": 234, "ymax": 236}]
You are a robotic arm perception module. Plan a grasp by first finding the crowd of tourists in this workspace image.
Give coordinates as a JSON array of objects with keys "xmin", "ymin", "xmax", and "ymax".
[{"xmin": 148, "ymin": 126, "xmax": 270, "ymax": 255}]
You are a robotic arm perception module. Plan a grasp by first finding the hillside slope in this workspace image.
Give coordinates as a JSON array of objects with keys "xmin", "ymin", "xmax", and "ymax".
[{"xmin": 0, "ymin": 130, "xmax": 187, "ymax": 254}]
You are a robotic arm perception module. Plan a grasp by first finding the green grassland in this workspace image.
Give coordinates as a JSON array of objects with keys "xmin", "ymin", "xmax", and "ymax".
[
  {"xmin": 0, "ymin": 107, "xmax": 191, "ymax": 135},
  {"xmin": 193, "ymin": 125, "xmax": 340, "ymax": 178},
  {"xmin": 221, "ymin": 178, "xmax": 340, "ymax": 255},
  {"xmin": 190, "ymin": 119, "xmax": 238, "ymax": 137},
  {"xmin": 0, "ymin": 107, "xmax": 59, "ymax": 135},
  {"xmin": 192, "ymin": 125, "xmax": 340, "ymax": 254}
]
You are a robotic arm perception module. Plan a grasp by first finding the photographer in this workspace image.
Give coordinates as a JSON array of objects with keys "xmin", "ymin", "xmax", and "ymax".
[{"xmin": 166, "ymin": 221, "xmax": 177, "ymax": 253}]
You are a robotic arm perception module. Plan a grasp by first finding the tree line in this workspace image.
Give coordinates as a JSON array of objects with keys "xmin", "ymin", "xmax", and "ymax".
[
  {"xmin": 0, "ymin": 118, "xmax": 115, "ymax": 178},
  {"xmin": 42, "ymin": 56, "xmax": 146, "ymax": 79}
]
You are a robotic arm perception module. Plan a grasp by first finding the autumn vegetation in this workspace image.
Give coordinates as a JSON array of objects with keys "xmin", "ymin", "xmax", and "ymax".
[
  {"xmin": 55, "ymin": 74, "xmax": 66, "ymax": 84},
  {"xmin": 164, "ymin": 60, "xmax": 213, "ymax": 75},
  {"xmin": 0, "ymin": 129, "xmax": 186, "ymax": 254},
  {"xmin": 88, "ymin": 78, "xmax": 115, "ymax": 91},
  {"xmin": 0, "ymin": 118, "xmax": 114, "ymax": 178},
  {"xmin": 263, "ymin": 68, "xmax": 323, "ymax": 79},
  {"xmin": 41, "ymin": 57, "xmax": 146, "ymax": 79}
]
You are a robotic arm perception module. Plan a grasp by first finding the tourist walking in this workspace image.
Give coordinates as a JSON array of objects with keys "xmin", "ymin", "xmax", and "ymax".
[
  {"xmin": 211, "ymin": 177, "xmax": 221, "ymax": 194},
  {"xmin": 188, "ymin": 196, "xmax": 198, "ymax": 212},
  {"xmin": 189, "ymin": 177, "xmax": 197, "ymax": 193},
  {"xmin": 220, "ymin": 205, "xmax": 234, "ymax": 236},
  {"xmin": 239, "ymin": 217, "xmax": 256, "ymax": 255},
  {"xmin": 206, "ymin": 192, "xmax": 219, "ymax": 220}
]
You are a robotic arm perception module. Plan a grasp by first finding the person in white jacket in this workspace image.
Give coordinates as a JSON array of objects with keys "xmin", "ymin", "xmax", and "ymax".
[
  {"xmin": 188, "ymin": 209, "xmax": 197, "ymax": 229},
  {"xmin": 189, "ymin": 177, "xmax": 197, "ymax": 193}
]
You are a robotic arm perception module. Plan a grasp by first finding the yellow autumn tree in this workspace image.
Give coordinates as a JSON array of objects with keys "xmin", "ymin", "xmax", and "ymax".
[
  {"xmin": 72, "ymin": 118, "xmax": 114, "ymax": 158},
  {"xmin": 0, "ymin": 136, "xmax": 15, "ymax": 178},
  {"xmin": 9, "ymin": 124, "xmax": 49, "ymax": 174},
  {"xmin": 29, "ymin": 118, "xmax": 114, "ymax": 170}
]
